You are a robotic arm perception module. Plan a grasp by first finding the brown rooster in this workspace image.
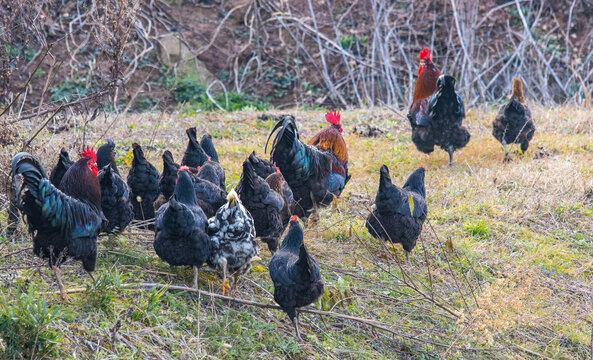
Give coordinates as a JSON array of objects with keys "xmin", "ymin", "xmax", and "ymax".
[{"xmin": 409, "ymin": 48, "xmax": 441, "ymax": 116}]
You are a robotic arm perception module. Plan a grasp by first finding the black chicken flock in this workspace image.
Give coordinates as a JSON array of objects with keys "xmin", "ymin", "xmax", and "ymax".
[{"xmin": 8, "ymin": 47, "xmax": 537, "ymax": 340}]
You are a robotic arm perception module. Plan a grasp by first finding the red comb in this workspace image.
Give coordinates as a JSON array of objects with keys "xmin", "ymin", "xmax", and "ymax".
[
  {"xmin": 81, "ymin": 146, "xmax": 97, "ymax": 162},
  {"xmin": 420, "ymin": 163, "xmax": 425, "ymax": 168},
  {"xmin": 237, "ymin": 195, "xmax": 241, "ymax": 200},
  {"xmin": 178, "ymin": 166, "xmax": 190, "ymax": 172},
  {"xmin": 276, "ymin": 167, "xmax": 281, "ymax": 173},
  {"xmin": 325, "ymin": 110, "xmax": 341, "ymax": 126},
  {"xmin": 419, "ymin": 48, "xmax": 432, "ymax": 62},
  {"xmin": 197, "ymin": 166, "xmax": 201, "ymax": 171},
  {"xmin": 291, "ymin": 215, "xmax": 298, "ymax": 222},
  {"xmin": 207, "ymin": 157, "xmax": 211, "ymax": 162}
]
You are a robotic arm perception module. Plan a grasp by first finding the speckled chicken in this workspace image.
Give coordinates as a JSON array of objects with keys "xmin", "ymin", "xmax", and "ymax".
[
  {"xmin": 49, "ymin": 148, "xmax": 73, "ymax": 187},
  {"xmin": 269, "ymin": 216, "xmax": 324, "ymax": 340},
  {"xmin": 127, "ymin": 143, "xmax": 160, "ymax": 228},
  {"xmin": 236, "ymin": 159, "xmax": 285, "ymax": 253},
  {"xmin": 153, "ymin": 167, "xmax": 211, "ymax": 288},
  {"xmin": 492, "ymin": 77, "xmax": 536, "ymax": 156},
  {"xmin": 365, "ymin": 165, "xmax": 427, "ymax": 258},
  {"xmin": 98, "ymin": 164, "xmax": 133, "ymax": 234},
  {"xmin": 207, "ymin": 189, "xmax": 257, "ymax": 296}
]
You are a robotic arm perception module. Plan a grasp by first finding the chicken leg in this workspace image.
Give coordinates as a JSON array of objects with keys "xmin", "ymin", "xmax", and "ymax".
[
  {"xmin": 221, "ymin": 259, "xmax": 231, "ymax": 296},
  {"xmin": 293, "ymin": 316, "xmax": 302, "ymax": 341},
  {"xmin": 502, "ymin": 139, "xmax": 508, "ymax": 157},
  {"xmin": 231, "ymin": 273, "xmax": 239, "ymax": 296},
  {"xmin": 193, "ymin": 266, "xmax": 199, "ymax": 289},
  {"xmin": 52, "ymin": 266, "xmax": 72, "ymax": 303},
  {"xmin": 447, "ymin": 147, "xmax": 455, "ymax": 165}
]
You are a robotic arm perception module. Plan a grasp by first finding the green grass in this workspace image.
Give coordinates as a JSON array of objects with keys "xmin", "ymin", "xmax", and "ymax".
[{"xmin": 0, "ymin": 105, "xmax": 592, "ymax": 358}]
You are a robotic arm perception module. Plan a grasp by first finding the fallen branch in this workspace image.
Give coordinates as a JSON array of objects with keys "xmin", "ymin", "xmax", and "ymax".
[{"xmin": 40, "ymin": 281, "xmax": 493, "ymax": 352}]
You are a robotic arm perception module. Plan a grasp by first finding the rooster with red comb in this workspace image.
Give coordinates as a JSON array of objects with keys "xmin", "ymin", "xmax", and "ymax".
[
  {"xmin": 266, "ymin": 111, "xmax": 350, "ymax": 218},
  {"xmin": 10, "ymin": 147, "xmax": 105, "ymax": 301}
]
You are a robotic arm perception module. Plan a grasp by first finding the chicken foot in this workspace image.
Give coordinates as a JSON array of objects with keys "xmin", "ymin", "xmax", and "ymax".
[
  {"xmin": 293, "ymin": 316, "xmax": 302, "ymax": 341},
  {"xmin": 52, "ymin": 266, "xmax": 72, "ymax": 303}
]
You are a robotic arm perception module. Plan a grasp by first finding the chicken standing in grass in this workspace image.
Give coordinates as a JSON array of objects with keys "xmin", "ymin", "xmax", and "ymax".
[
  {"xmin": 153, "ymin": 167, "xmax": 211, "ymax": 288},
  {"xmin": 49, "ymin": 148, "xmax": 73, "ymax": 187},
  {"xmin": 236, "ymin": 159, "xmax": 285, "ymax": 253},
  {"xmin": 154, "ymin": 150, "xmax": 180, "ymax": 211},
  {"xmin": 269, "ymin": 216, "xmax": 324, "ymax": 340},
  {"xmin": 127, "ymin": 143, "xmax": 160, "ymax": 228},
  {"xmin": 266, "ymin": 112, "xmax": 350, "ymax": 218},
  {"xmin": 247, "ymin": 152, "xmax": 294, "ymax": 227},
  {"xmin": 492, "ymin": 77, "xmax": 536, "ymax": 156},
  {"xmin": 98, "ymin": 164, "xmax": 134, "ymax": 234},
  {"xmin": 200, "ymin": 133, "xmax": 219, "ymax": 162},
  {"xmin": 207, "ymin": 189, "xmax": 257, "ymax": 296},
  {"xmin": 408, "ymin": 75, "xmax": 470, "ymax": 164},
  {"xmin": 365, "ymin": 165, "xmax": 427, "ymax": 258},
  {"xmin": 181, "ymin": 127, "xmax": 209, "ymax": 168},
  {"xmin": 96, "ymin": 139, "xmax": 120, "ymax": 174},
  {"xmin": 11, "ymin": 147, "xmax": 104, "ymax": 301}
]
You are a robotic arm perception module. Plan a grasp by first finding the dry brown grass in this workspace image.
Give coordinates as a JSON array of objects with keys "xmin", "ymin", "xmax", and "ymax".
[{"xmin": 0, "ymin": 104, "xmax": 591, "ymax": 359}]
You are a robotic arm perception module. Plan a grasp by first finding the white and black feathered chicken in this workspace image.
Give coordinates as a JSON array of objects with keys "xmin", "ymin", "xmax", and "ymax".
[{"xmin": 207, "ymin": 189, "xmax": 258, "ymax": 296}]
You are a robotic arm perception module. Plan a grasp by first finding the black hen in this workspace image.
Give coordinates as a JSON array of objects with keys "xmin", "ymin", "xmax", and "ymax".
[
  {"xmin": 198, "ymin": 158, "xmax": 225, "ymax": 190},
  {"xmin": 269, "ymin": 216, "xmax": 324, "ymax": 340},
  {"xmin": 236, "ymin": 159, "xmax": 285, "ymax": 253},
  {"xmin": 127, "ymin": 143, "xmax": 160, "ymax": 228},
  {"xmin": 207, "ymin": 189, "xmax": 257, "ymax": 296},
  {"xmin": 154, "ymin": 150, "xmax": 180, "ymax": 211},
  {"xmin": 492, "ymin": 77, "xmax": 535, "ymax": 156},
  {"xmin": 49, "ymin": 148, "xmax": 73, "ymax": 187},
  {"xmin": 408, "ymin": 75, "xmax": 470, "ymax": 164},
  {"xmin": 154, "ymin": 168, "xmax": 211, "ymax": 288},
  {"xmin": 181, "ymin": 127, "xmax": 208, "ymax": 168},
  {"xmin": 98, "ymin": 164, "xmax": 133, "ymax": 234},
  {"xmin": 192, "ymin": 167, "xmax": 227, "ymax": 218},
  {"xmin": 365, "ymin": 165, "xmax": 427, "ymax": 257},
  {"xmin": 247, "ymin": 152, "xmax": 294, "ymax": 227},
  {"xmin": 96, "ymin": 139, "xmax": 119, "ymax": 175},
  {"xmin": 11, "ymin": 151, "xmax": 104, "ymax": 301},
  {"xmin": 200, "ymin": 133, "xmax": 219, "ymax": 162}
]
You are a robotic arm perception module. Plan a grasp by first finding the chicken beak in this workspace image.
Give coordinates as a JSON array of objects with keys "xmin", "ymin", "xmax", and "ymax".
[{"xmin": 250, "ymin": 256, "xmax": 262, "ymax": 262}]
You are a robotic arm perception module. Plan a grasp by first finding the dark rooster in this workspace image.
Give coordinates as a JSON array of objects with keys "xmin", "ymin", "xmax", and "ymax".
[
  {"xmin": 181, "ymin": 127, "xmax": 208, "ymax": 168},
  {"xmin": 207, "ymin": 189, "xmax": 258, "ymax": 296},
  {"xmin": 11, "ymin": 147, "xmax": 104, "ymax": 301},
  {"xmin": 365, "ymin": 165, "xmax": 427, "ymax": 259},
  {"xmin": 154, "ymin": 167, "xmax": 211, "ymax": 288},
  {"xmin": 154, "ymin": 150, "xmax": 180, "ymax": 211},
  {"xmin": 127, "ymin": 143, "xmax": 160, "ymax": 227},
  {"xmin": 200, "ymin": 133, "xmax": 219, "ymax": 162},
  {"xmin": 236, "ymin": 159, "xmax": 285, "ymax": 253},
  {"xmin": 408, "ymin": 75, "xmax": 470, "ymax": 164},
  {"xmin": 269, "ymin": 216, "xmax": 324, "ymax": 340},
  {"xmin": 492, "ymin": 77, "xmax": 535, "ymax": 156},
  {"xmin": 49, "ymin": 148, "xmax": 73, "ymax": 187},
  {"xmin": 96, "ymin": 139, "xmax": 119, "ymax": 174},
  {"xmin": 98, "ymin": 164, "xmax": 133, "ymax": 234},
  {"xmin": 247, "ymin": 152, "xmax": 294, "ymax": 227},
  {"xmin": 266, "ymin": 112, "xmax": 350, "ymax": 218}
]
